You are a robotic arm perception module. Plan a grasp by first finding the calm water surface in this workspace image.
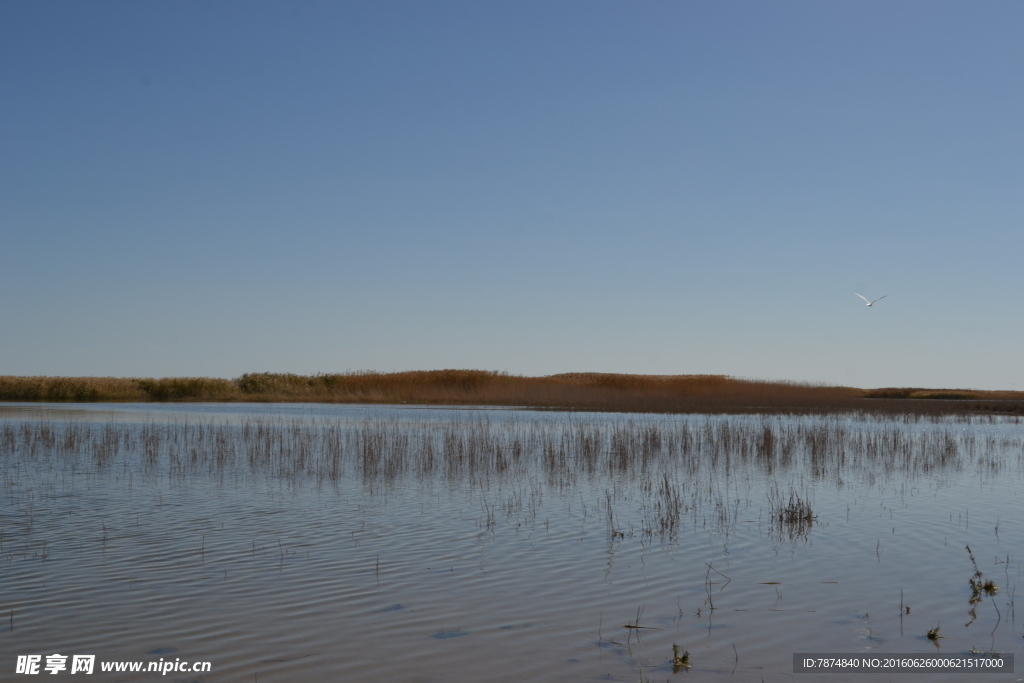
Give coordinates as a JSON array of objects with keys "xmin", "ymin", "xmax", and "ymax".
[{"xmin": 1, "ymin": 403, "xmax": 1022, "ymax": 682}]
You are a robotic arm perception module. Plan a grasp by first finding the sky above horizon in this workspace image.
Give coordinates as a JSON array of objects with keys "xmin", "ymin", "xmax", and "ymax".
[{"xmin": 2, "ymin": 1, "xmax": 1022, "ymax": 390}]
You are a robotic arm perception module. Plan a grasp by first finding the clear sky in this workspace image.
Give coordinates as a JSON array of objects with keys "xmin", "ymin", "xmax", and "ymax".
[{"xmin": 2, "ymin": 1, "xmax": 1022, "ymax": 389}]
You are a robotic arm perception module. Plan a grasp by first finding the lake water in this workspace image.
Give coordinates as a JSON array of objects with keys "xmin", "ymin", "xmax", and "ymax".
[{"xmin": 1, "ymin": 403, "xmax": 1022, "ymax": 682}]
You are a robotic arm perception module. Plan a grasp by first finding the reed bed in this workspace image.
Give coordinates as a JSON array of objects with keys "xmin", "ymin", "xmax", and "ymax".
[
  {"xmin": 3, "ymin": 413, "xmax": 1021, "ymax": 543},
  {"xmin": 3, "ymin": 371, "xmax": 1023, "ymax": 415},
  {"xmin": 4, "ymin": 414, "xmax": 1020, "ymax": 481}
]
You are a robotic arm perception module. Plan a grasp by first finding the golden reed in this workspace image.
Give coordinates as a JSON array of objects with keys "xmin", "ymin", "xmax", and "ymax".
[{"xmin": 0, "ymin": 371, "xmax": 1021, "ymax": 415}]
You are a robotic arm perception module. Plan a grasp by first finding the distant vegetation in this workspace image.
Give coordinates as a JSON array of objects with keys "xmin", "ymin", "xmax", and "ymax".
[{"xmin": 1, "ymin": 371, "xmax": 1022, "ymax": 415}]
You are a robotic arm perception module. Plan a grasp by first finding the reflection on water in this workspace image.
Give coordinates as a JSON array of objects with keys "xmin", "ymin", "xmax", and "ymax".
[{"xmin": 1, "ymin": 404, "xmax": 1022, "ymax": 682}]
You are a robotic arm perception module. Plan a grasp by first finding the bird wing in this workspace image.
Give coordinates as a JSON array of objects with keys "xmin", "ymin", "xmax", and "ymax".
[
  {"xmin": 854, "ymin": 293, "xmax": 870, "ymax": 304},
  {"xmin": 871, "ymin": 295, "xmax": 888, "ymax": 304}
]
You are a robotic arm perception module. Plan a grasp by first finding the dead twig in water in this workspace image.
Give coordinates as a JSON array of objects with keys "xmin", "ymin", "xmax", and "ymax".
[
  {"xmin": 623, "ymin": 604, "xmax": 661, "ymax": 646},
  {"xmin": 706, "ymin": 562, "xmax": 732, "ymax": 588}
]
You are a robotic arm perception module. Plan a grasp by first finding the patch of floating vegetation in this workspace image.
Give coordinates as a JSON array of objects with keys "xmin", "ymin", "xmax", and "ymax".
[{"xmin": 671, "ymin": 644, "xmax": 691, "ymax": 672}]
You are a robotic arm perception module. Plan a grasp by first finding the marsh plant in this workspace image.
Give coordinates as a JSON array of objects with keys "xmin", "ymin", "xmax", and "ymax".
[
  {"xmin": 768, "ymin": 488, "xmax": 815, "ymax": 540},
  {"xmin": 3, "ymin": 371, "xmax": 1024, "ymax": 415},
  {"xmin": 965, "ymin": 545, "xmax": 1000, "ymax": 628},
  {"xmin": 671, "ymin": 644, "xmax": 691, "ymax": 672}
]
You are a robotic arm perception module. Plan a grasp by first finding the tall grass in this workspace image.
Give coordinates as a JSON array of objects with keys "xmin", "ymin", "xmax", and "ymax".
[
  {"xmin": 1, "ymin": 371, "xmax": 1022, "ymax": 415},
  {"xmin": 0, "ymin": 376, "xmax": 148, "ymax": 402}
]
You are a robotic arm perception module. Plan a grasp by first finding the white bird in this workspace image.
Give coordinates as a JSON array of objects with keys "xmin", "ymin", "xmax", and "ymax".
[{"xmin": 855, "ymin": 293, "xmax": 887, "ymax": 307}]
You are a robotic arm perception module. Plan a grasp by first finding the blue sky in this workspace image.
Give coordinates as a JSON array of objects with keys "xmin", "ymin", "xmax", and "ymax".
[{"xmin": 2, "ymin": 1, "xmax": 1022, "ymax": 389}]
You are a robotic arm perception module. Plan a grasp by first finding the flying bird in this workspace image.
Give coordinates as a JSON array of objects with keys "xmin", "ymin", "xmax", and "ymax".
[{"xmin": 855, "ymin": 293, "xmax": 887, "ymax": 307}]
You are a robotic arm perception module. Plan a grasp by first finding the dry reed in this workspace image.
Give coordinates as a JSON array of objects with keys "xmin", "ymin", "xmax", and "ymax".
[{"xmin": 2, "ymin": 371, "xmax": 1023, "ymax": 415}]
